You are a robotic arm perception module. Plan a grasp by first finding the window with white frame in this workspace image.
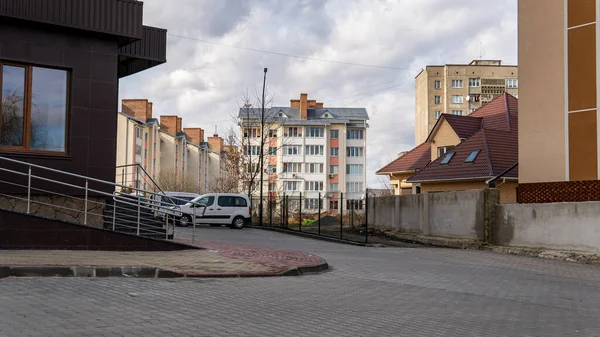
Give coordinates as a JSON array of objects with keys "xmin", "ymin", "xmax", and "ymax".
[
  {"xmin": 329, "ymin": 183, "xmax": 339, "ymax": 191},
  {"xmin": 243, "ymin": 128, "xmax": 260, "ymax": 138},
  {"xmin": 506, "ymin": 78, "xmax": 518, "ymax": 88},
  {"xmin": 469, "ymin": 78, "xmax": 480, "ymax": 87},
  {"xmin": 347, "ymin": 199, "xmax": 363, "ymax": 210},
  {"xmin": 452, "ymin": 80, "xmax": 463, "ymax": 88},
  {"xmin": 330, "ymin": 130, "xmax": 339, "ymax": 139},
  {"xmin": 305, "ymin": 181, "xmax": 324, "ymax": 191},
  {"xmin": 283, "ymin": 145, "xmax": 302, "ymax": 155},
  {"xmin": 330, "ymin": 165, "xmax": 339, "ymax": 174},
  {"xmin": 284, "ymin": 127, "xmax": 302, "ymax": 137},
  {"xmin": 268, "ymin": 183, "xmax": 277, "ymax": 191},
  {"xmin": 346, "ymin": 147, "xmax": 364, "ymax": 157},
  {"xmin": 435, "ymin": 96, "xmax": 441, "ymax": 104},
  {"xmin": 283, "ymin": 162, "xmax": 302, "ymax": 173},
  {"xmin": 285, "ymin": 181, "xmax": 300, "ymax": 191},
  {"xmin": 267, "ymin": 165, "xmax": 277, "ymax": 173},
  {"xmin": 346, "ymin": 164, "xmax": 363, "ymax": 175},
  {"xmin": 434, "ymin": 111, "xmax": 442, "ymax": 119},
  {"xmin": 304, "ymin": 198, "xmax": 321, "ymax": 210},
  {"xmin": 305, "ymin": 145, "xmax": 324, "ymax": 156},
  {"xmin": 245, "ymin": 145, "xmax": 260, "ymax": 156},
  {"xmin": 452, "ymin": 95, "xmax": 463, "ymax": 104},
  {"xmin": 346, "ymin": 182, "xmax": 364, "ymax": 193},
  {"xmin": 268, "ymin": 129, "xmax": 277, "ymax": 138},
  {"xmin": 307, "ymin": 127, "xmax": 324, "ymax": 138},
  {"xmin": 434, "ymin": 80, "xmax": 441, "ymax": 89},
  {"xmin": 305, "ymin": 163, "xmax": 324, "ymax": 173},
  {"xmin": 347, "ymin": 129, "xmax": 364, "ymax": 140},
  {"xmin": 452, "ymin": 110, "xmax": 463, "ymax": 116},
  {"xmin": 330, "ymin": 147, "xmax": 339, "ymax": 156},
  {"xmin": 268, "ymin": 147, "xmax": 277, "ymax": 155}
]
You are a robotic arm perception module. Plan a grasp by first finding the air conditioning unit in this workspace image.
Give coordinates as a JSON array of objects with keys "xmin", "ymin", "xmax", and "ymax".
[{"xmin": 329, "ymin": 174, "xmax": 334, "ymax": 179}]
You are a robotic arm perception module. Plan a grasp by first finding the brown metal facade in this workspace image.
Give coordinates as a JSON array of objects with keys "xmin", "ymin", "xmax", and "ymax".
[{"xmin": 0, "ymin": 0, "xmax": 166, "ymax": 194}]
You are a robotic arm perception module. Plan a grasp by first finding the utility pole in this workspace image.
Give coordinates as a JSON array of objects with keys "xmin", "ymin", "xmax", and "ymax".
[{"xmin": 259, "ymin": 68, "xmax": 267, "ymax": 226}]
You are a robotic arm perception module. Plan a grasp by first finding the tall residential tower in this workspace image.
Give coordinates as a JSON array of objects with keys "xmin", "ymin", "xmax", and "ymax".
[{"xmin": 415, "ymin": 60, "xmax": 519, "ymax": 143}]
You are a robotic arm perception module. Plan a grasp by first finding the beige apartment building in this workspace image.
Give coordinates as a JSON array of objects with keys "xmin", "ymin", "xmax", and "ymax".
[
  {"xmin": 415, "ymin": 60, "xmax": 519, "ymax": 143},
  {"xmin": 238, "ymin": 93, "xmax": 369, "ymax": 212},
  {"xmin": 116, "ymin": 99, "xmax": 226, "ymax": 194},
  {"xmin": 518, "ymin": 0, "xmax": 600, "ymax": 203}
]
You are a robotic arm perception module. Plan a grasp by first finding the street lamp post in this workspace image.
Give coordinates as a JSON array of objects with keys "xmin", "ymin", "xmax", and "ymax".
[{"xmin": 259, "ymin": 68, "xmax": 267, "ymax": 226}]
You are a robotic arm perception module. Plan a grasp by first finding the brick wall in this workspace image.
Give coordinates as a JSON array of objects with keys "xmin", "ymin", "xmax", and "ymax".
[
  {"xmin": 160, "ymin": 116, "xmax": 178, "ymax": 135},
  {"xmin": 208, "ymin": 137, "xmax": 224, "ymax": 153},
  {"xmin": 122, "ymin": 99, "xmax": 151, "ymax": 121},
  {"xmin": 300, "ymin": 93, "xmax": 308, "ymax": 120},
  {"xmin": 183, "ymin": 128, "xmax": 204, "ymax": 145},
  {"xmin": 518, "ymin": 180, "xmax": 600, "ymax": 203}
]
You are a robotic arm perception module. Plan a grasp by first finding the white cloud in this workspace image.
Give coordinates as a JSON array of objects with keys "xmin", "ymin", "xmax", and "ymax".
[{"xmin": 119, "ymin": 0, "xmax": 517, "ymax": 188}]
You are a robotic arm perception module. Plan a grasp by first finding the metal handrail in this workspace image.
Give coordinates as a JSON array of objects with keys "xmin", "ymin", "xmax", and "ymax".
[
  {"xmin": 0, "ymin": 155, "xmax": 206, "ymax": 244},
  {"xmin": 116, "ymin": 163, "xmax": 166, "ymax": 195}
]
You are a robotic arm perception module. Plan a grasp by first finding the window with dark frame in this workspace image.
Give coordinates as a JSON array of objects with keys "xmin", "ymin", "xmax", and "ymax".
[
  {"xmin": 464, "ymin": 150, "xmax": 480, "ymax": 163},
  {"xmin": 440, "ymin": 152, "xmax": 455, "ymax": 165},
  {"xmin": 0, "ymin": 63, "xmax": 69, "ymax": 154}
]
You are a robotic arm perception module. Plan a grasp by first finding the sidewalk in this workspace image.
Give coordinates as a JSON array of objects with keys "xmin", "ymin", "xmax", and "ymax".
[{"xmin": 0, "ymin": 241, "xmax": 328, "ymax": 278}]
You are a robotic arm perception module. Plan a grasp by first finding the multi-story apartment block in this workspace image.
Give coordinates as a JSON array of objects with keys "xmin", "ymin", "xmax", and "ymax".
[
  {"xmin": 116, "ymin": 99, "xmax": 225, "ymax": 193},
  {"xmin": 238, "ymin": 93, "xmax": 369, "ymax": 212},
  {"xmin": 415, "ymin": 60, "xmax": 519, "ymax": 143}
]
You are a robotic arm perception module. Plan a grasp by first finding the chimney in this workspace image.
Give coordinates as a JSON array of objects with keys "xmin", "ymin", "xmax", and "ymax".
[
  {"xmin": 160, "ymin": 116, "xmax": 178, "ymax": 135},
  {"xmin": 208, "ymin": 136, "xmax": 224, "ymax": 153},
  {"xmin": 315, "ymin": 102, "xmax": 324, "ymax": 108},
  {"xmin": 290, "ymin": 99, "xmax": 300, "ymax": 109},
  {"xmin": 183, "ymin": 128, "xmax": 204, "ymax": 145},
  {"xmin": 146, "ymin": 102, "xmax": 153, "ymax": 120},
  {"xmin": 122, "ymin": 99, "xmax": 150, "ymax": 121},
  {"xmin": 176, "ymin": 117, "xmax": 182, "ymax": 134},
  {"xmin": 300, "ymin": 93, "xmax": 308, "ymax": 120}
]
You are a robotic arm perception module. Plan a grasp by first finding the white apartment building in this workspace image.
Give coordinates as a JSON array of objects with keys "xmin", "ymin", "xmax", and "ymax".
[
  {"xmin": 116, "ymin": 99, "xmax": 225, "ymax": 194},
  {"xmin": 238, "ymin": 93, "xmax": 369, "ymax": 213}
]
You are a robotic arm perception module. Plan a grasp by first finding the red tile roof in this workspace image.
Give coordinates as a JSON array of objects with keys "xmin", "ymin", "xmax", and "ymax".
[
  {"xmin": 376, "ymin": 142, "xmax": 431, "ymax": 174},
  {"xmin": 441, "ymin": 114, "xmax": 482, "ymax": 139},
  {"xmin": 406, "ymin": 93, "xmax": 518, "ymax": 183}
]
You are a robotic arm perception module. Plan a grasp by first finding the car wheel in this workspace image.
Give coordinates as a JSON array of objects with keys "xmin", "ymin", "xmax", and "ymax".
[
  {"xmin": 232, "ymin": 216, "xmax": 246, "ymax": 229},
  {"xmin": 179, "ymin": 215, "xmax": 192, "ymax": 227}
]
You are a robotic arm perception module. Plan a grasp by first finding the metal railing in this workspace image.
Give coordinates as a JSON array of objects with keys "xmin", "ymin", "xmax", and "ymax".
[
  {"xmin": 252, "ymin": 192, "xmax": 370, "ymax": 244},
  {"xmin": 0, "ymin": 156, "xmax": 206, "ymax": 245},
  {"xmin": 116, "ymin": 163, "xmax": 164, "ymax": 194}
]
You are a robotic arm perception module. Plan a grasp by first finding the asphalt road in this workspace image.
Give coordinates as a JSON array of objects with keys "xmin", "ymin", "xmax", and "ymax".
[{"xmin": 1, "ymin": 227, "xmax": 600, "ymax": 337}]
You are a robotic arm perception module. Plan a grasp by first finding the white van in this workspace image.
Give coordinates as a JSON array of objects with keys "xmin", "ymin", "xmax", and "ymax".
[
  {"xmin": 155, "ymin": 191, "xmax": 201, "ymax": 218},
  {"xmin": 177, "ymin": 193, "xmax": 252, "ymax": 229}
]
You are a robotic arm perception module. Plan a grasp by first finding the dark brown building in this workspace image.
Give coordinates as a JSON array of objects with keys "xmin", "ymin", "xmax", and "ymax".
[{"xmin": 0, "ymin": 0, "xmax": 167, "ymax": 192}]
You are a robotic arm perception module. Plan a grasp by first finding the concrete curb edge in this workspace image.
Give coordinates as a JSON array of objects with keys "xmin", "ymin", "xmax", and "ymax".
[{"xmin": 250, "ymin": 225, "xmax": 381, "ymax": 247}]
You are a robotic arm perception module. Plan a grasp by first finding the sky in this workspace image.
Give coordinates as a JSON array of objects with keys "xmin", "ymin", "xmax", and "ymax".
[{"xmin": 119, "ymin": 0, "xmax": 518, "ymax": 188}]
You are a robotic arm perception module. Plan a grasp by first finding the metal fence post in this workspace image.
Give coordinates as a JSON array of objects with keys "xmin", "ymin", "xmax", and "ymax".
[
  {"xmin": 285, "ymin": 195, "xmax": 289, "ymax": 228},
  {"xmin": 136, "ymin": 193, "xmax": 141, "ymax": 236},
  {"xmin": 84, "ymin": 180, "xmax": 89, "ymax": 225},
  {"xmin": 340, "ymin": 192, "xmax": 344, "ymax": 240},
  {"xmin": 192, "ymin": 204, "xmax": 196, "ymax": 245},
  {"xmin": 365, "ymin": 193, "xmax": 369, "ymax": 244},
  {"xmin": 27, "ymin": 166, "xmax": 32, "ymax": 214},
  {"xmin": 299, "ymin": 192, "xmax": 302, "ymax": 232},
  {"xmin": 269, "ymin": 199, "xmax": 273, "ymax": 227},
  {"xmin": 112, "ymin": 199, "xmax": 117, "ymax": 231},
  {"xmin": 318, "ymin": 192, "xmax": 321, "ymax": 236}
]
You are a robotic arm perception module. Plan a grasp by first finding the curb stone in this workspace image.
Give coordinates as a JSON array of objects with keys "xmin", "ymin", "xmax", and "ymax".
[
  {"xmin": 0, "ymin": 259, "xmax": 329, "ymax": 278},
  {"xmin": 250, "ymin": 225, "xmax": 381, "ymax": 247}
]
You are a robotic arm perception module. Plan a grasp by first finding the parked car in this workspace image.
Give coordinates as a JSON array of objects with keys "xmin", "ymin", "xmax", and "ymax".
[
  {"xmin": 154, "ymin": 191, "xmax": 201, "ymax": 218},
  {"xmin": 176, "ymin": 193, "xmax": 252, "ymax": 229}
]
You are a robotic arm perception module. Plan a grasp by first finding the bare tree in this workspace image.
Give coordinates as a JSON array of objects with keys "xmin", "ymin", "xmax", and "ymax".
[{"xmin": 157, "ymin": 168, "xmax": 199, "ymax": 193}]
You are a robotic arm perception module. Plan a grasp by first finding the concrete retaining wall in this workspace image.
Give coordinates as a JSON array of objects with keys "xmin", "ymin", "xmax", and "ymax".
[
  {"xmin": 368, "ymin": 189, "xmax": 497, "ymax": 241},
  {"xmin": 495, "ymin": 202, "xmax": 600, "ymax": 253}
]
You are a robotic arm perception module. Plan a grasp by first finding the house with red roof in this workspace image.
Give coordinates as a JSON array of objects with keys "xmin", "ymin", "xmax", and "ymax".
[{"xmin": 377, "ymin": 93, "xmax": 519, "ymax": 203}]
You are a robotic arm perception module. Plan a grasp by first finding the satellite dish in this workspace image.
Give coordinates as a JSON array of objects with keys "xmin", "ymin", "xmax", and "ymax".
[{"xmin": 466, "ymin": 96, "xmax": 471, "ymax": 102}]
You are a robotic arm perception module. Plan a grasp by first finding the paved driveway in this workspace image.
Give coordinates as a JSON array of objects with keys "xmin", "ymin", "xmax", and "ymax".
[{"xmin": 1, "ymin": 227, "xmax": 600, "ymax": 337}]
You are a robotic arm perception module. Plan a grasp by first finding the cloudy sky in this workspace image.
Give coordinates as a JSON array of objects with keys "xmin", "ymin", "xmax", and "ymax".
[{"xmin": 120, "ymin": 0, "xmax": 518, "ymax": 188}]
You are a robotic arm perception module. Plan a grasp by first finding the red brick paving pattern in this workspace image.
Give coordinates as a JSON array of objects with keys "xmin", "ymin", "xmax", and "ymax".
[{"xmin": 178, "ymin": 238, "xmax": 325, "ymax": 274}]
